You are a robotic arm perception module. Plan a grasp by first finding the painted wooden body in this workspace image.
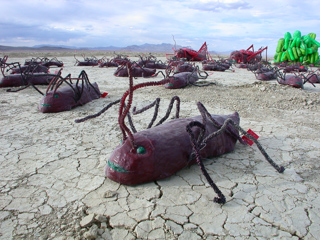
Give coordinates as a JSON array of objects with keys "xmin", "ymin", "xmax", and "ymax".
[
  {"xmin": 106, "ymin": 112, "xmax": 239, "ymax": 185},
  {"xmin": 10, "ymin": 65, "xmax": 49, "ymax": 74},
  {"xmin": 76, "ymin": 61, "xmax": 99, "ymax": 66},
  {"xmin": 277, "ymin": 75, "xmax": 303, "ymax": 88},
  {"xmin": 39, "ymin": 82, "xmax": 101, "ymax": 113},
  {"xmin": 256, "ymin": 71, "xmax": 277, "ymax": 81},
  {"xmin": 164, "ymin": 72, "xmax": 198, "ymax": 89},
  {"xmin": 114, "ymin": 66, "xmax": 156, "ymax": 78},
  {"xmin": 203, "ymin": 64, "xmax": 229, "ymax": 71},
  {"xmin": 0, "ymin": 73, "xmax": 54, "ymax": 88}
]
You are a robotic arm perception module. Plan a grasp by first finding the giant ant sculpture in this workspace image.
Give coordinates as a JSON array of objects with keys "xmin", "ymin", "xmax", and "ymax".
[
  {"xmin": 24, "ymin": 57, "xmax": 63, "ymax": 68},
  {"xmin": 168, "ymin": 42, "xmax": 210, "ymax": 61},
  {"xmin": 99, "ymin": 58, "xmax": 119, "ymax": 68},
  {"xmin": 39, "ymin": 69, "xmax": 101, "ymax": 113},
  {"xmin": 161, "ymin": 65, "xmax": 213, "ymax": 89},
  {"xmin": 302, "ymin": 69, "xmax": 320, "ymax": 84},
  {"xmin": 0, "ymin": 56, "xmax": 57, "ymax": 93},
  {"xmin": 230, "ymin": 45, "xmax": 268, "ymax": 64},
  {"xmin": 75, "ymin": 62, "xmax": 285, "ymax": 204},
  {"xmin": 249, "ymin": 64, "xmax": 277, "ymax": 81},
  {"xmin": 114, "ymin": 62, "xmax": 157, "ymax": 78},
  {"xmin": 74, "ymin": 54, "xmax": 101, "ymax": 66},
  {"xmin": 202, "ymin": 59, "xmax": 234, "ymax": 72},
  {"xmin": 275, "ymin": 68, "xmax": 316, "ymax": 88},
  {"xmin": 136, "ymin": 54, "xmax": 168, "ymax": 69}
]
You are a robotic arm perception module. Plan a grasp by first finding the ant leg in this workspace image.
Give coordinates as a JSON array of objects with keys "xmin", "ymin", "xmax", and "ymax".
[
  {"xmin": 203, "ymin": 117, "xmax": 285, "ymax": 173},
  {"xmin": 75, "ymin": 99, "xmax": 121, "ymax": 123},
  {"xmin": 155, "ymin": 96, "xmax": 180, "ymax": 126},
  {"xmin": 186, "ymin": 121, "xmax": 226, "ymax": 204},
  {"xmin": 132, "ymin": 98, "xmax": 160, "ymax": 129}
]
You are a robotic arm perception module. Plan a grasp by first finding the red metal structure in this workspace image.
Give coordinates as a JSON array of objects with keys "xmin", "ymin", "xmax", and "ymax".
[
  {"xmin": 229, "ymin": 45, "xmax": 268, "ymax": 63},
  {"xmin": 166, "ymin": 42, "xmax": 211, "ymax": 61}
]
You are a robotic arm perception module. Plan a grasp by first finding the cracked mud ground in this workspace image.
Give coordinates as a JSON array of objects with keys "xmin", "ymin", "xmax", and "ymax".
[{"xmin": 0, "ymin": 54, "xmax": 320, "ymax": 239}]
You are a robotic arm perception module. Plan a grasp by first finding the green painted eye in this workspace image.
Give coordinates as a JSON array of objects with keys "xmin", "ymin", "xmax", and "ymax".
[
  {"xmin": 137, "ymin": 146, "xmax": 146, "ymax": 154},
  {"xmin": 54, "ymin": 94, "xmax": 59, "ymax": 98}
]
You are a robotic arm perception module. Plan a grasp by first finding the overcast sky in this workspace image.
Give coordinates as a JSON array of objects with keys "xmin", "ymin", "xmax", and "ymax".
[{"xmin": 1, "ymin": 0, "xmax": 320, "ymax": 54}]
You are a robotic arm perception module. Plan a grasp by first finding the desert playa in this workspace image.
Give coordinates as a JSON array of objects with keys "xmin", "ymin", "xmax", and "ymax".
[{"xmin": 1, "ymin": 53, "xmax": 320, "ymax": 239}]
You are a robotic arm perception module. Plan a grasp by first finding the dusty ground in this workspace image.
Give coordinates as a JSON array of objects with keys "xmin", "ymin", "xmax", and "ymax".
[{"xmin": 0, "ymin": 53, "xmax": 320, "ymax": 239}]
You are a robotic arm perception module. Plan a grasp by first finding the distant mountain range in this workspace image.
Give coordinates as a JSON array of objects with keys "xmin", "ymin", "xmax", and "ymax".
[
  {"xmin": 0, "ymin": 43, "xmax": 181, "ymax": 53},
  {"xmin": 0, "ymin": 43, "xmax": 231, "ymax": 55}
]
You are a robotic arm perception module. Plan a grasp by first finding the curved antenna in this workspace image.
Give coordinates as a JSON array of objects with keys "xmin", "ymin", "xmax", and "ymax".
[
  {"xmin": 46, "ymin": 69, "xmax": 63, "ymax": 93},
  {"xmin": 118, "ymin": 62, "xmax": 170, "ymax": 149},
  {"xmin": 74, "ymin": 55, "xmax": 80, "ymax": 65},
  {"xmin": 172, "ymin": 35, "xmax": 177, "ymax": 50}
]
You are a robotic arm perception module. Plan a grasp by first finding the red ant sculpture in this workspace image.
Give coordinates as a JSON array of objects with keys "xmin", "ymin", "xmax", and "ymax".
[
  {"xmin": 114, "ymin": 62, "xmax": 157, "ymax": 78},
  {"xmin": 202, "ymin": 59, "xmax": 234, "ymax": 72},
  {"xmin": 162, "ymin": 65, "xmax": 212, "ymax": 89},
  {"xmin": 76, "ymin": 62, "xmax": 284, "ymax": 204},
  {"xmin": 304, "ymin": 69, "xmax": 320, "ymax": 84},
  {"xmin": 24, "ymin": 57, "xmax": 63, "ymax": 68},
  {"xmin": 168, "ymin": 42, "xmax": 210, "ymax": 61},
  {"xmin": 74, "ymin": 54, "xmax": 101, "ymax": 66},
  {"xmin": 39, "ymin": 69, "xmax": 102, "ymax": 113},
  {"xmin": 0, "ymin": 56, "xmax": 57, "ymax": 91},
  {"xmin": 230, "ymin": 44, "xmax": 268, "ymax": 64},
  {"xmin": 275, "ymin": 68, "xmax": 316, "ymax": 88},
  {"xmin": 99, "ymin": 59, "xmax": 119, "ymax": 68}
]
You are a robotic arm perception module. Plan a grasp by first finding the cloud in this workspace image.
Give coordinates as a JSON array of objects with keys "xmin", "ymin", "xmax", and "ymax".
[
  {"xmin": 0, "ymin": 22, "xmax": 85, "ymax": 46},
  {"xmin": 0, "ymin": 0, "xmax": 320, "ymax": 54},
  {"xmin": 188, "ymin": 0, "xmax": 251, "ymax": 12}
]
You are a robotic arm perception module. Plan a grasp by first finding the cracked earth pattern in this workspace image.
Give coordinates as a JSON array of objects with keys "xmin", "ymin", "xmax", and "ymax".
[{"xmin": 0, "ymin": 54, "xmax": 320, "ymax": 239}]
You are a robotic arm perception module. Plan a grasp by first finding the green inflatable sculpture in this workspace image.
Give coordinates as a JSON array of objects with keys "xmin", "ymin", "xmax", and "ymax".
[{"xmin": 274, "ymin": 30, "xmax": 319, "ymax": 65}]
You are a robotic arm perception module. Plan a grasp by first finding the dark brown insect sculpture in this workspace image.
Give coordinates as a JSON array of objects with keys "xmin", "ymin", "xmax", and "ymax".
[{"xmin": 76, "ymin": 62, "xmax": 285, "ymax": 204}]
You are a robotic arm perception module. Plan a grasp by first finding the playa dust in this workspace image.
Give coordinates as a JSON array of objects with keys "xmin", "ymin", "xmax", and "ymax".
[{"xmin": 0, "ymin": 54, "xmax": 320, "ymax": 239}]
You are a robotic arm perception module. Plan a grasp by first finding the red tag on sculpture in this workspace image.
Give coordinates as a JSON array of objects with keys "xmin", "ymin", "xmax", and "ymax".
[
  {"xmin": 101, "ymin": 92, "xmax": 108, "ymax": 98},
  {"xmin": 242, "ymin": 129, "xmax": 259, "ymax": 146}
]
